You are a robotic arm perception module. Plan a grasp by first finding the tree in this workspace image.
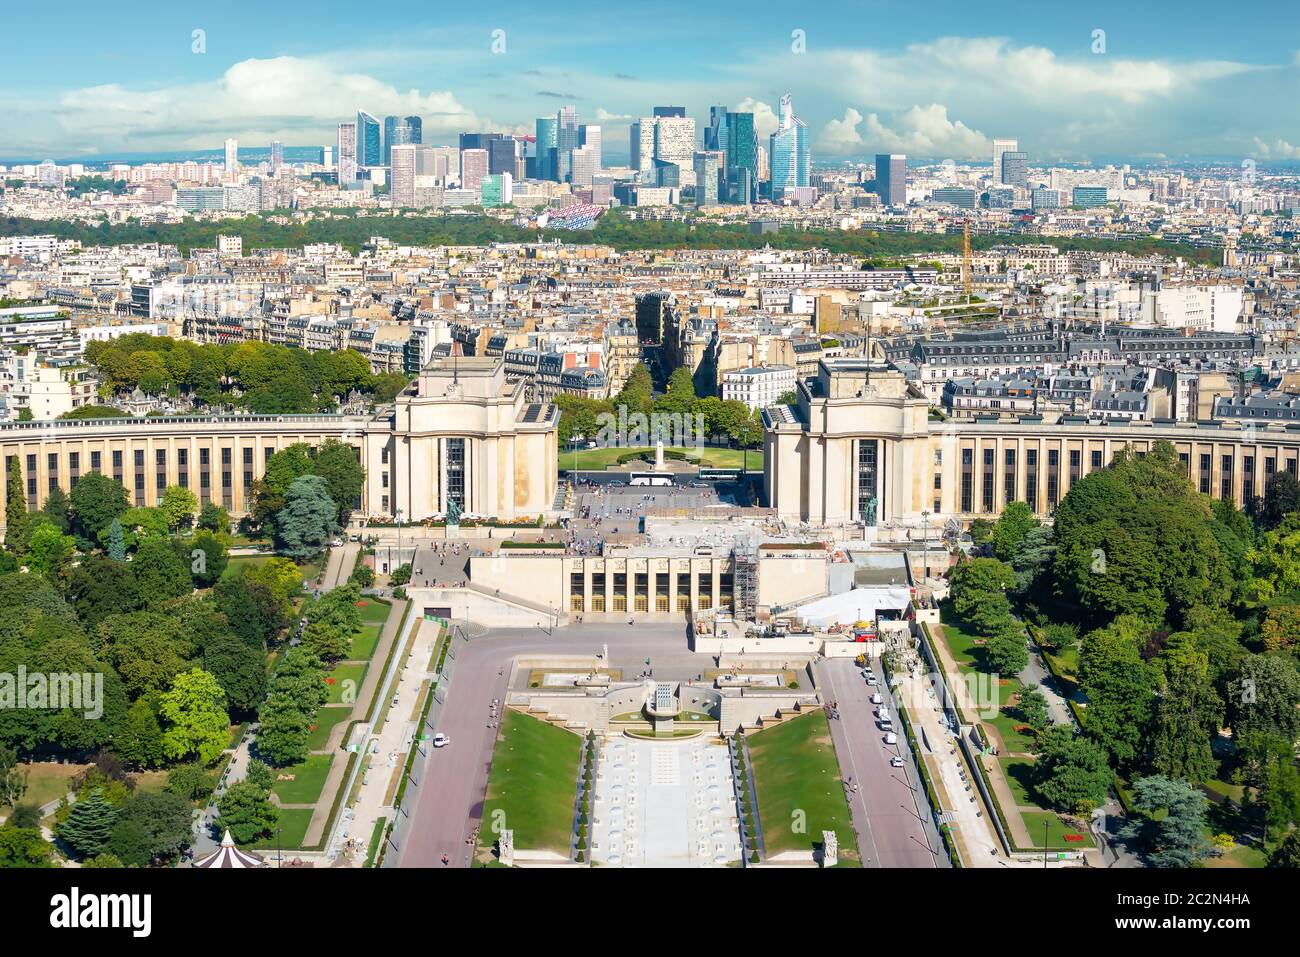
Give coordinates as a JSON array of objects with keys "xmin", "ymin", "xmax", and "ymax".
[
  {"xmin": 26, "ymin": 521, "xmax": 75, "ymax": 581},
  {"xmin": 991, "ymin": 501, "xmax": 1039, "ymax": 562},
  {"xmin": 69, "ymin": 471, "xmax": 129, "ymax": 547},
  {"xmin": 272, "ymin": 474, "xmax": 338, "ymax": 560},
  {"xmin": 312, "ymin": 439, "xmax": 365, "ymax": 520},
  {"xmin": 216, "ymin": 779, "xmax": 278, "ymax": 844},
  {"xmin": 1121, "ymin": 775, "xmax": 1210, "ymax": 868},
  {"xmin": 197, "ymin": 501, "xmax": 231, "ymax": 534},
  {"xmin": 57, "ymin": 787, "xmax": 118, "ymax": 858},
  {"xmin": 1247, "ymin": 513, "xmax": 1300, "ymax": 602},
  {"xmin": 968, "ymin": 518, "xmax": 994, "ymax": 547},
  {"xmin": 1016, "ymin": 685, "xmax": 1052, "ymax": 735},
  {"xmin": 1228, "ymin": 653, "xmax": 1300, "ymax": 744},
  {"xmin": 389, "ymin": 563, "xmax": 412, "ymax": 587},
  {"xmin": 40, "ymin": 486, "xmax": 71, "ymax": 534},
  {"xmin": 1261, "ymin": 471, "xmax": 1300, "ymax": 529},
  {"xmin": 1149, "ymin": 644, "xmax": 1222, "ymax": 783},
  {"xmin": 214, "ymin": 576, "xmax": 288, "ymax": 650},
  {"xmin": 188, "ymin": 529, "xmax": 228, "ymax": 587},
  {"xmin": 350, "ymin": 562, "xmax": 375, "ymax": 588},
  {"xmin": 4, "ymin": 456, "xmax": 27, "ymax": 552},
  {"xmin": 256, "ymin": 694, "xmax": 312, "ymax": 766},
  {"xmin": 202, "ymin": 634, "xmax": 268, "ymax": 715},
  {"xmin": 160, "ymin": 485, "xmax": 199, "ymax": 531},
  {"xmin": 1033, "ymin": 725, "xmax": 1113, "ymax": 814},
  {"xmin": 949, "ymin": 557, "xmax": 1016, "ymax": 627},
  {"xmin": 1268, "ymin": 829, "xmax": 1300, "ymax": 867},
  {"xmin": 1258, "ymin": 739, "xmax": 1300, "ymax": 841},
  {"xmin": 164, "ymin": 762, "xmax": 214, "ymax": 802},
  {"xmin": 0, "ymin": 825, "xmax": 52, "ymax": 867},
  {"xmin": 159, "ymin": 669, "xmax": 229, "ymax": 765},
  {"xmin": 106, "ymin": 517, "xmax": 126, "ymax": 561},
  {"xmin": 0, "ymin": 747, "xmax": 27, "ymax": 807},
  {"xmin": 107, "ymin": 791, "xmax": 192, "ymax": 866},
  {"xmin": 1261, "ymin": 604, "xmax": 1300, "ymax": 655},
  {"xmin": 116, "ymin": 698, "xmax": 165, "ymax": 769},
  {"xmin": 1077, "ymin": 616, "xmax": 1157, "ymax": 768},
  {"xmin": 132, "ymin": 535, "xmax": 194, "ymax": 604},
  {"xmin": 66, "ymin": 555, "xmax": 141, "ymax": 627}
]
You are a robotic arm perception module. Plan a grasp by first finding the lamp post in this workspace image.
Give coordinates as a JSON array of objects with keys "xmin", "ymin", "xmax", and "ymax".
[{"xmin": 276, "ymin": 826, "xmax": 283, "ymax": 868}]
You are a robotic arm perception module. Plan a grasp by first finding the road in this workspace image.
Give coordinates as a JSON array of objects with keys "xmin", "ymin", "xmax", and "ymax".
[
  {"xmin": 392, "ymin": 624, "xmax": 703, "ymax": 868},
  {"xmin": 817, "ymin": 658, "xmax": 944, "ymax": 868}
]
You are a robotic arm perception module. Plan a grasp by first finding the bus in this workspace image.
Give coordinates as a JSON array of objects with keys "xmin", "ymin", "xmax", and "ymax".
[
  {"xmin": 629, "ymin": 471, "xmax": 673, "ymax": 487},
  {"xmin": 697, "ymin": 467, "xmax": 741, "ymax": 482}
]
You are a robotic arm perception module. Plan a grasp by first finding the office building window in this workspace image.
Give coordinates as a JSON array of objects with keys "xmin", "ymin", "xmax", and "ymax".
[
  {"xmin": 1047, "ymin": 449, "xmax": 1059, "ymax": 511},
  {"xmin": 960, "ymin": 448, "xmax": 973, "ymax": 513},
  {"xmin": 981, "ymin": 447, "xmax": 994, "ymax": 513},
  {"xmin": 1200, "ymin": 453, "xmax": 1211, "ymax": 496},
  {"xmin": 1004, "ymin": 448, "xmax": 1016, "ymax": 505},
  {"xmin": 1025, "ymin": 448, "xmax": 1038, "ymax": 512},
  {"xmin": 445, "ymin": 438, "xmax": 465, "ymax": 512},
  {"xmin": 1221, "ymin": 454, "xmax": 1233, "ymax": 500}
]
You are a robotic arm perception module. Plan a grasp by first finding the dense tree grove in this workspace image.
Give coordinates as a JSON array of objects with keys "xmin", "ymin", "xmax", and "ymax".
[
  {"xmin": 0, "ymin": 441, "xmax": 362, "ymax": 866},
  {"xmin": 968, "ymin": 438, "xmax": 1300, "ymax": 866},
  {"xmin": 80, "ymin": 334, "xmax": 410, "ymax": 415}
]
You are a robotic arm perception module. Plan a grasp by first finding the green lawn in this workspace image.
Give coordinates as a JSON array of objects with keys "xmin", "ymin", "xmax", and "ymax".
[
  {"xmin": 364, "ymin": 816, "xmax": 388, "ymax": 867},
  {"xmin": 270, "ymin": 754, "xmax": 335, "ymax": 805},
  {"xmin": 747, "ymin": 712, "xmax": 857, "ymax": 862},
  {"xmin": 1021, "ymin": 810, "xmax": 1095, "ymax": 850},
  {"xmin": 355, "ymin": 598, "xmax": 392, "ymax": 625},
  {"xmin": 307, "ymin": 707, "xmax": 354, "ymax": 751},
  {"xmin": 350, "ymin": 624, "xmax": 382, "ymax": 661},
  {"xmin": 325, "ymin": 662, "xmax": 368, "ymax": 704},
  {"xmin": 1000, "ymin": 756, "xmax": 1038, "ymax": 806},
  {"xmin": 560, "ymin": 445, "xmax": 764, "ymax": 471},
  {"xmin": 2, "ymin": 762, "xmax": 88, "ymax": 813},
  {"xmin": 477, "ymin": 711, "xmax": 582, "ymax": 856},
  {"xmin": 247, "ymin": 807, "xmax": 314, "ymax": 852}
]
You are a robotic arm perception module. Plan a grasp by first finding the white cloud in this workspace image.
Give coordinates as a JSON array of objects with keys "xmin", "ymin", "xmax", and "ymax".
[
  {"xmin": 1252, "ymin": 137, "xmax": 1300, "ymax": 159},
  {"xmin": 817, "ymin": 103, "xmax": 990, "ymax": 159},
  {"xmin": 7, "ymin": 56, "xmax": 491, "ymax": 154}
]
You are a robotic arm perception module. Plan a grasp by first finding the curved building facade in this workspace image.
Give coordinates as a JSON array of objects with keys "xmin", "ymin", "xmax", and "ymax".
[
  {"xmin": 764, "ymin": 359, "xmax": 1297, "ymax": 525},
  {"xmin": 0, "ymin": 357, "xmax": 559, "ymax": 527}
]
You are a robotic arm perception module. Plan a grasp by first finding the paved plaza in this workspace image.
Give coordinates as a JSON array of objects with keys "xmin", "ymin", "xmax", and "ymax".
[{"xmin": 590, "ymin": 735, "xmax": 742, "ymax": 868}]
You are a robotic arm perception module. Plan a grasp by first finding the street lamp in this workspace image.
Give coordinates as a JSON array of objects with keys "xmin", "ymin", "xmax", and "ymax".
[{"xmin": 275, "ymin": 826, "xmax": 283, "ymax": 868}]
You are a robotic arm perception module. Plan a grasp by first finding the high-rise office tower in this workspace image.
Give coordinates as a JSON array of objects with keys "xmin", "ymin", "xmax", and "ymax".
[
  {"xmin": 768, "ymin": 94, "xmax": 809, "ymax": 200},
  {"xmin": 406, "ymin": 116, "xmax": 422, "ymax": 146},
  {"xmin": 693, "ymin": 151, "xmax": 723, "ymax": 206},
  {"xmin": 705, "ymin": 107, "xmax": 729, "ymax": 152},
  {"xmin": 320, "ymin": 146, "xmax": 333, "ymax": 169},
  {"xmin": 630, "ymin": 118, "xmax": 656, "ymax": 183},
  {"xmin": 460, "ymin": 148, "xmax": 489, "ymax": 191},
  {"xmin": 579, "ymin": 125, "xmax": 601, "ymax": 173},
  {"xmin": 569, "ymin": 146, "xmax": 598, "ymax": 187},
  {"xmin": 654, "ymin": 115, "xmax": 696, "ymax": 186},
  {"xmin": 725, "ymin": 111, "xmax": 757, "ymax": 203},
  {"xmin": 390, "ymin": 144, "xmax": 418, "ymax": 208},
  {"xmin": 653, "ymin": 106, "xmax": 686, "ymax": 118},
  {"xmin": 991, "ymin": 138, "xmax": 1017, "ymax": 185},
  {"xmin": 874, "ymin": 153, "xmax": 907, "ymax": 207},
  {"xmin": 269, "ymin": 140, "xmax": 283, "ymax": 172},
  {"xmin": 535, "ymin": 116, "xmax": 558, "ymax": 181},
  {"xmin": 1001, "ymin": 150, "xmax": 1028, "ymax": 188},
  {"xmin": 384, "ymin": 116, "xmax": 418, "ymax": 165},
  {"xmin": 224, "ymin": 138, "xmax": 239, "ymax": 178},
  {"xmin": 420, "ymin": 146, "xmax": 460, "ymax": 184},
  {"xmin": 756, "ymin": 144, "xmax": 769, "ymax": 183},
  {"xmin": 556, "ymin": 105, "xmax": 580, "ymax": 182},
  {"xmin": 337, "ymin": 122, "xmax": 358, "ymax": 184},
  {"xmin": 356, "ymin": 111, "xmax": 381, "ymax": 169}
]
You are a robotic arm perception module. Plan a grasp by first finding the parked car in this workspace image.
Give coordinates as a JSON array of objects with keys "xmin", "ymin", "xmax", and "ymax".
[
  {"xmin": 884, "ymin": 732, "xmax": 898, "ymax": 745},
  {"xmin": 890, "ymin": 755, "xmax": 905, "ymax": 768},
  {"xmin": 870, "ymin": 693, "xmax": 883, "ymax": 705},
  {"xmin": 432, "ymin": 732, "xmax": 450, "ymax": 748},
  {"xmin": 865, "ymin": 674, "xmax": 879, "ymax": 686}
]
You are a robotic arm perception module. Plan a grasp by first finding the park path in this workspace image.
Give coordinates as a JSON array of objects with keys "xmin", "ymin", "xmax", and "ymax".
[{"xmin": 300, "ymin": 597, "xmax": 408, "ymax": 847}]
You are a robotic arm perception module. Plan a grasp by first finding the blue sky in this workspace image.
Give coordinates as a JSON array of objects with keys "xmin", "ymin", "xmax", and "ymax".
[{"xmin": 3, "ymin": 0, "xmax": 1300, "ymax": 163}]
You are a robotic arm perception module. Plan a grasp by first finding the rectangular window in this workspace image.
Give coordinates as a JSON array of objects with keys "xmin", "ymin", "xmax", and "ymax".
[
  {"xmin": 1025, "ymin": 448, "xmax": 1038, "ymax": 512},
  {"xmin": 1047, "ymin": 449, "xmax": 1059, "ymax": 511},
  {"xmin": 1091, "ymin": 449, "xmax": 1103, "ymax": 470},
  {"xmin": 91, "ymin": 450, "xmax": 101, "ymax": 471},
  {"xmin": 857, "ymin": 439, "xmax": 879, "ymax": 521},
  {"xmin": 1200, "ymin": 453, "xmax": 1211, "ymax": 496},
  {"xmin": 1069, "ymin": 449, "xmax": 1081, "ymax": 488},
  {"xmin": 1244, "ymin": 455, "xmax": 1255, "ymax": 506},
  {"xmin": 243, "ymin": 447, "xmax": 253, "ymax": 466},
  {"xmin": 981, "ymin": 447, "xmax": 994, "ymax": 513},
  {"xmin": 445, "ymin": 438, "xmax": 465, "ymax": 512},
  {"xmin": 960, "ymin": 448, "xmax": 973, "ymax": 513},
  {"xmin": 1004, "ymin": 448, "xmax": 1016, "ymax": 505}
]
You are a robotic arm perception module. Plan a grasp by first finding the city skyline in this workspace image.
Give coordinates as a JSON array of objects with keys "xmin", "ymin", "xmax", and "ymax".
[{"xmin": 3, "ymin": 0, "xmax": 1300, "ymax": 163}]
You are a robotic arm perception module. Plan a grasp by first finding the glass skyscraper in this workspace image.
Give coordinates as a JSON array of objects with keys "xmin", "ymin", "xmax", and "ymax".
[
  {"xmin": 556, "ymin": 105, "xmax": 580, "ymax": 182},
  {"xmin": 383, "ymin": 115, "xmax": 419, "ymax": 166},
  {"xmin": 535, "ymin": 116, "xmax": 558, "ymax": 181},
  {"xmin": 768, "ymin": 94, "xmax": 809, "ymax": 200},
  {"xmin": 356, "ymin": 111, "xmax": 381, "ymax": 169},
  {"xmin": 726, "ymin": 111, "xmax": 757, "ymax": 203},
  {"xmin": 874, "ymin": 153, "xmax": 907, "ymax": 207}
]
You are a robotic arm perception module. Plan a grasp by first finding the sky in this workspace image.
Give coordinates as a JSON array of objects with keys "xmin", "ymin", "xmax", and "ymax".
[{"xmin": 3, "ymin": 0, "xmax": 1300, "ymax": 165}]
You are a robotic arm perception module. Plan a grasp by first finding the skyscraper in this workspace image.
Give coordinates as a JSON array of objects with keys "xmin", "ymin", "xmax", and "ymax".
[
  {"xmin": 224, "ymin": 138, "xmax": 239, "ymax": 178},
  {"xmin": 768, "ymin": 94, "xmax": 809, "ymax": 200},
  {"xmin": 390, "ymin": 144, "xmax": 418, "ymax": 208},
  {"xmin": 1001, "ymin": 150, "xmax": 1028, "ymax": 188},
  {"xmin": 653, "ymin": 106, "xmax": 686, "ymax": 118},
  {"xmin": 874, "ymin": 153, "xmax": 907, "ymax": 207},
  {"xmin": 269, "ymin": 140, "xmax": 283, "ymax": 172},
  {"xmin": 725, "ymin": 112, "xmax": 757, "ymax": 203},
  {"xmin": 535, "ymin": 116, "xmax": 558, "ymax": 181},
  {"xmin": 579, "ymin": 125, "xmax": 601, "ymax": 173},
  {"xmin": 630, "ymin": 119, "xmax": 656, "ymax": 183},
  {"xmin": 356, "ymin": 111, "xmax": 381, "ymax": 169},
  {"xmin": 556, "ymin": 105, "xmax": 580, "ymax": 182},
  {"xmin": 991, "ymin": 138, "xmax": 1018, "ymax": 185},
  {"xmin": 460, "ymin": 149, "xmax": 489, "ymax": 192},
  {"xmin": 384, "ymin": 116, "xmax": 418, "ymax": 166},
  {"xmin": 654, "ymin": 115, "xmax": 696, "ymax": 187},
  {"xmin": 705, "ymin": 107, "xmax": 729, "ymax": 152},
  {"xmin": 337, "ymin": 122, "xmax": 357, "ymax": 185},
  {"xmin": 693, "ymin": 151, "xmax": 723, "ymax": 206}
]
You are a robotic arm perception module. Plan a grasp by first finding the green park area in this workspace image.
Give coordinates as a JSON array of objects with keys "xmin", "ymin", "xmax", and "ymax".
[
  {"xmin": 247, "ymin": 807, "xmax": 314, "ymax": 851},
  {"xmin": 478, "ymin": 711, "xmax": 582, "ymax": 855},
  {"xmin": 270, "ymin": 754, "xmax": 334, "ymax": 806},
  {"xmin": 325, "ymin": 662, "xmax": 368, "ymax": 704},
  {"xmin": 561, "ymin": 445, "xmax": 763, "ymax": 472},
  {"xmin": 747, "ymin": 712, "xmax": 857, "ymax": 862},
  {"xmin": 306, "ymin": 707, "xmax": 354, "ymax": 751}
]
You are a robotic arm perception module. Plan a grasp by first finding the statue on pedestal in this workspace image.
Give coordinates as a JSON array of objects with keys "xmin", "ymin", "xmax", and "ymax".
[{"xmin": 446, "ymin": 497, "xmax": 462, "ymax": 529}]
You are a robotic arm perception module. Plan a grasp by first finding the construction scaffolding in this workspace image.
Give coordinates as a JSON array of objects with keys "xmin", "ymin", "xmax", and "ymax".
[{"xmin": 733, "ymin": 548, "xmax": 758, "ymax": 623}]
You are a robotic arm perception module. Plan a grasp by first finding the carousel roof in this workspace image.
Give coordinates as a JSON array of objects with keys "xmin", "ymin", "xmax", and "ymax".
[{"xmin": 194, "ymin": 830, "xmax": 269, "ymax": 869}]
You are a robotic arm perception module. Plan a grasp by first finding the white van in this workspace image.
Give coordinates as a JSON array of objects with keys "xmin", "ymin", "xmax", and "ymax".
[
  {"xmin": 884, "ymin": 732, "xmax": 898, "ymax": 745},
  {"xmin": 870, "ymin": 693, "xmax": 883, "ymax": 705}
]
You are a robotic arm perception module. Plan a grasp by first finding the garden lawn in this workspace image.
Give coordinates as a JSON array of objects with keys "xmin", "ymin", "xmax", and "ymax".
[
  {"xmin": 355, "ymin": 598, "xmax": 392, "ymax": 625},
  {"xmin": 2, "ymin": 762, "xmax": 87, "ymax": 813},
  {"xmin": 247, "ymin": 807, "xmax": 314, "ymax": 851},
  {"xmin": 306, "ymin": 706, "xmax": 354, "ymax": 751},
  {"xmin": 270, "ymin": 754, "xmax": 335, "ymax": 806},
  {"xmin": 350, "ymin": 624, "xmax": 382, "ymax": 661},
  {"xmin": 477, "ymin": 711, "xmax": 581, "ymax": 855},
  {"xmin": 325, "ymin": 662, "xmax": 368, "ymax": 703},
  {"xmin": 1021, "ymin": 810, "xmax": 1094, "ymax": 850},
  {"xmin": 747, "ymin": 711, "xmax": 856, "ymax": 861},
  {"xmin": 561, "ymin": 445, "xmax": 763, "ymax": 471},
  {"xmin": 999, "ymin": 757, "xmax": 1038, "ymax": 807}
]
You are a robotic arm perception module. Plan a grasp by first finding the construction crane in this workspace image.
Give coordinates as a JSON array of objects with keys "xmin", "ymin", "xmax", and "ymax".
[{"xmin": 961, "ymin": 218, "xmax": 972, "ymax": 303}]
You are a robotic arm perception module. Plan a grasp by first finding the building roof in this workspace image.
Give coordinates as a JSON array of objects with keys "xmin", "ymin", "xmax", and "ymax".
[{"xmin": 193, "ymin": 830, "xmax": 268, "ymax": 869}]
